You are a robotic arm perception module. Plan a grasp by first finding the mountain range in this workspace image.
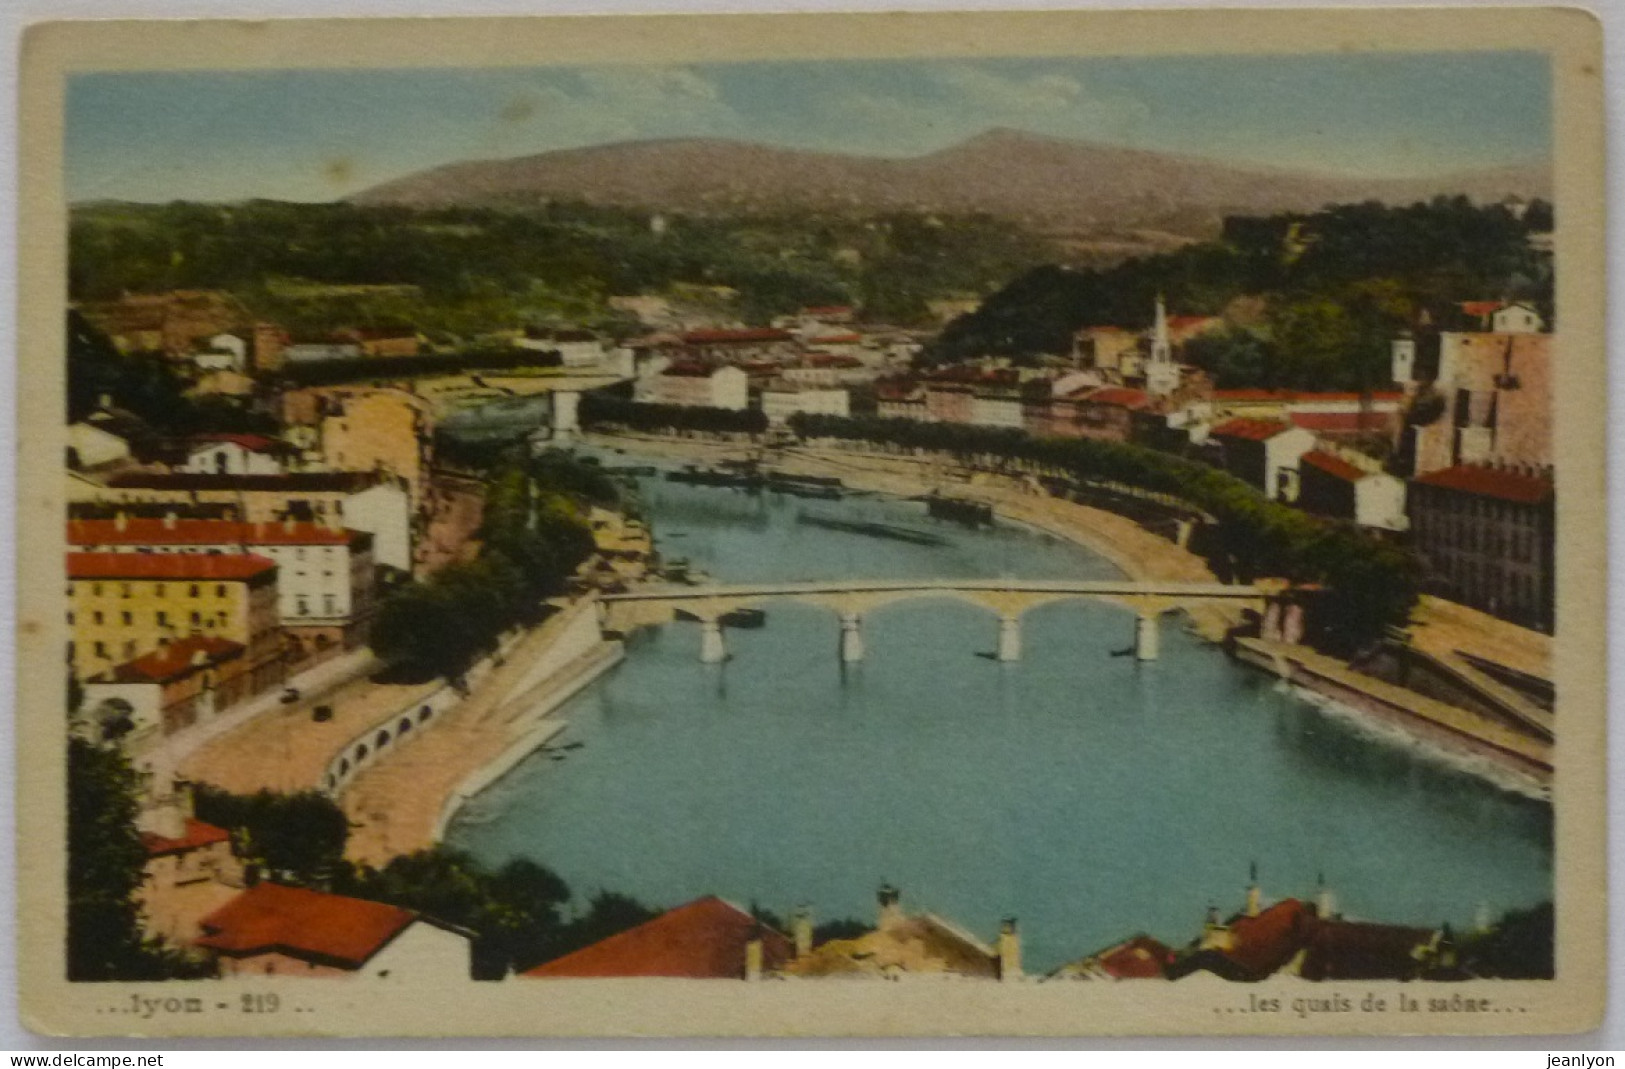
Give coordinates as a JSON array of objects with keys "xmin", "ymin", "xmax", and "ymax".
[{"xmin": 349, "ymin": 128, "xmax": 1550, "ymax": 236}]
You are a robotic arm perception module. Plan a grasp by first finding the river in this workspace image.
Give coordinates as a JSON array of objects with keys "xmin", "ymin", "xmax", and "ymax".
[{"xmin": 445, "ymin": 464, "xmax": 1553, "ymax": 973}]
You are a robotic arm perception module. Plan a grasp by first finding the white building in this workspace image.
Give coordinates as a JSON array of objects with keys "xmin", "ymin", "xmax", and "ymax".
[
  {"xmin": 68, "ymin": 422, "xmax": 133, "ymax": 470},
  {"xmin": 1491, "ymin": 302, "xmax": 1545, "ymax": 335},
  {"xmin": 634, "ymin": 363, "xmax": 749, "ymax": 410},
  {"xmin": 196, "ymin": 883, "xmax": 473, "ymax": 980},
  {"xmin": 760, "ymin": 384, "xmax": 850, "ymax": 425},
  {"xmin": 182, "ymin": 435, "xmax": 292, "ymax": 476},
  {"xmin": 1298, "ymin": 450, "xmax": 1409, "ymax": 531},
  {"xmin": 517, "ymin": 328, "xmax": 606, "ymax": 368},
  {"xmin": 192, "ymin": 333, "xmax": 248, "ymax": 372},
  {"xmin": 342, "ymin": 480, "xmax": 414, "ymax": 573},
  {"xmin": 969, "ymin": 393, "xmax": 1025, "ymax": 429}
]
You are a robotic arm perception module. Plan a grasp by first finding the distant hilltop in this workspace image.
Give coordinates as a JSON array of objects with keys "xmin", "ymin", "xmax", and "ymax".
[{"xmin": 348, "ymin": 128, "xmax": 1552, "ymax": 234}]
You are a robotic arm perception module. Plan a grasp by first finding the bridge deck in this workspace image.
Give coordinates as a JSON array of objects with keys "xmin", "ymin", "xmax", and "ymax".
[{"xmin": 602, "ymin": 578, "xmax": 1272, "ymax": 601}]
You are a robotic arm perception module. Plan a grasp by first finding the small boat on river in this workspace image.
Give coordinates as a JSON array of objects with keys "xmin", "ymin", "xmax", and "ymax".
[{"xmin": 796, "ymin": 511, "xmax": 947, "ymax": 546}]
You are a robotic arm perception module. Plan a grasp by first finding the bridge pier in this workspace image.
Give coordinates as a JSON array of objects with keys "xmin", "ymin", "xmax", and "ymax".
[
  {"xmin": 1135, "ymin": 612, "xmax": 1160, "ymax": 662},
  {"xmin": 839, "ymin": 612, "xmax": 865, "ymax": 663},
  {"xmin": 997, "ymin": 615, "xmax": 1022, "ymax": 663},
  {"xmin": 699, "ymin": 618, "xmax": 728, "ymax": 664}
]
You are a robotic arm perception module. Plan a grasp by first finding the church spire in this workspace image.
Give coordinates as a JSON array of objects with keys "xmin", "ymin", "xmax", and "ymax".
[
  {"xmin": 1152, "ymin": 294, "xmax": 1171, "ymax": 363},
  {"xmin": 1145, "ymin": 293, "xmax": 1179, "ymax": 398}
]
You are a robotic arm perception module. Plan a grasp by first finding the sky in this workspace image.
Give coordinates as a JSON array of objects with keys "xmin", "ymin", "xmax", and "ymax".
[{"xmin": 64, "ymin": 51, "xmax": 1551, "ymax": 204}]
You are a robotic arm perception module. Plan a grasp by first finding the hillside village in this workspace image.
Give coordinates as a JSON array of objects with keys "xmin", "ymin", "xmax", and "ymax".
[{"xmin": 64, "ymin": 188, "xmax": 1556, "ymax": 986}]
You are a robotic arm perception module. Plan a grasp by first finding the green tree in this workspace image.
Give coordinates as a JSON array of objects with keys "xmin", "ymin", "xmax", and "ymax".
[
  {"xmin": 190, "ymin": 785, "xmax": 349, "ymax": 886},
  {"xmin": 67, "ymin": 739, "xmax": 214, "ymax": 979}
]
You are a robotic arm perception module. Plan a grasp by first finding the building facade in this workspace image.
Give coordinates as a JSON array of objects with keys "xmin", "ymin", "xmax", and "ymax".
[
  {"xmin": 1407, "ymin": 464, "xmax": 1554, "ymax": 633},
  {"xmin": 67, "ymin": 552, "xmax": 283, "ymax": 687}
]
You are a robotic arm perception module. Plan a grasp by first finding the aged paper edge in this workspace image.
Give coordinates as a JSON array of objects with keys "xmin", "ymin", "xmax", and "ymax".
[{"xmin": 13, "ymin": 6, "xmax": 1609, "ymax": 1038}]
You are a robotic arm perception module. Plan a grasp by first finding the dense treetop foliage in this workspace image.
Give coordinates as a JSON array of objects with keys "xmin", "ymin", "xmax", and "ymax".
[
  {"xmin": 70, "ymin": 200, "xmax": 1056, "ymax": 333},
  {"xmin": 931, "ymin": 197, "xmax": 1553, "ymax": 391},
  {"xmin": 579, "ymin": 394, "xmax": 769, "ymax": 437},
  {"xmin": 369, "ymin": 451, "xmax": 606, "ymax": 679}
]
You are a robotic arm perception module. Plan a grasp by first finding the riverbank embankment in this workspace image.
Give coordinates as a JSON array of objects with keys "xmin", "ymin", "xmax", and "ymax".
[{"xmin": 340, "ymin": 596, "xmax": 622, "ymax": 867}]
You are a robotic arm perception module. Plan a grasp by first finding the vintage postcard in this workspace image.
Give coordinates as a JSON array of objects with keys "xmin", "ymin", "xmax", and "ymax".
[{"xmin": 13, "ymin": 7, "xmax": 1608, "ymax": 1038}]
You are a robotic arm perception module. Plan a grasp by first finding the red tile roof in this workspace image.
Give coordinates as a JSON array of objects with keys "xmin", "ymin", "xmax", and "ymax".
[
  {"xmin": 1222, "ymin": 899, "xmax": 1314, "ymax": 977},
  {"xmin": 196, "ymin": 883, "xmax": 418, "ymax": 969},
  {"xmin": 1460, "ymin": 300, "xmax": 1503, "ymax": 317},
  {"xmin": 1085, "ymin": 387, "xmax": 1150, "ymax": 410},
  {"xmin": 681, "ymin": 328, "xmax": 792, "ymax": 345},
  {"xmin": 1214, "ymin": 389, "xmax": 1404, "ymax": 403},
  {"xmin": 1300, "ymin": 450, "xmax": 1368, "ymax": 483},
  {"xmin": 524, "ymin": 896, "xmax": 792, "ymax": 979},
  {"xmin": 1094, "ymin": 935, "xmax": 1174, "ymax": 979},
  {"xmin": 69, "ymin": 518, "xmax": 360, "ymax": 548},
  {"xmin": 112, "ymin": 635, "xmax": 244, "ymax": 684},
  {"xmin": 1289, "ymin": 411, "xmax": 1396, "ymax": 433},
  {"xmin": 190, "ymin": 434, "xmax": 293, "ymax": 455},
  {"xmin": 67, "ymin": 552, "xmax": 277, "ymax": 581},
  {"xmin": 1413, "ymin": 465, "xmax": 1554, "ymax": 505},
  {"xmin": 1211, "ymin": 418, "xmax": 1294, "ymax": 441},
  {"xmin": 142, "ymin": 818, "xmax": 231, "ymax": 858}
]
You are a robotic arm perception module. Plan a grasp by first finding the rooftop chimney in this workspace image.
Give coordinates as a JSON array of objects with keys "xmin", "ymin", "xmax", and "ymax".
[
  {"xmin": 162, "ymin": 511, "xmax": 177, "ymax": 531},
  {"xmin": 791, "ymin": 905, "xmax": 813, "ymax": 959},
  {"xmin": 876, "ymin": 883, "xmax": 903, "ymax": 931},
  {"xmin": 1315, "ymin": 872, "xmax": 1336, "ymax": 920},
  {"xmin": 1245, "ymin": 861, "xmax": 1263, "ymax": 918},
  {"xmin": 996, "ymin": 917, "xmax": 1022, "ymax": 982},
  {"xmin": 113, "ymin": 511, "xmax": 128, "ymax": 533},
  {"xmin": 743, "ymin": 929, "xmax": 764, "ymax": 982}
]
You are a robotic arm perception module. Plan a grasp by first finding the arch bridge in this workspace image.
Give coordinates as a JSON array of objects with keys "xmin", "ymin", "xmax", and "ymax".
[{"xmin": 599, "ymin": 578, "xmax": 1294, "ymax": 665}]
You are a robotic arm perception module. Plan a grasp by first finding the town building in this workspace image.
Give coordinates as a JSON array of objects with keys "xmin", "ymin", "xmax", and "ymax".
[
  {"xmin": 135, "ymin": 782, "xmax": 244, "ymax": 947},
  {"xmin": 516, "ymin": 327, "xmax": 605, "ymax": 367},
  {"xmin": 1206, "ymin": 419, "xmax": 1316, "ymax": 501},
  {"xmin": 759, "ymin": 383, "xmax": 850, "ymax": 425},
  {"xmin": 677, "ymin": 327, "xmax": 798, "ymax": 363},
  {"xmin": 195, "ymin": 883, "xmax": 473, "ymax": 979},
  {"xmin": 780, "ymin": 885, "xmax": 1022, "ymax": 981},
  {"xmin": 66, "ymin": 552, "xmax": 283, "ymax": 688},
  {"xmin": 1407, "ymin": 464, "xmax": 1554, "ymax": 633},
  {"xmin": 346, "ymin": 327, "xmax": 420, "ymax": 359},
  {"xmin": 282, "ymin": 337, "xmax": 364, "ymax": 364},
  {"xmin": 190, "ymin": 332, "xmax": 248, "ymax": 373},
  {"xmin": 77, "ymin": 290, "xmax": 250, "ymax": 360},
  {"xmin": 68, "ymin": 516, "xmax": 378, "ymax": 659},
  {"xmin": 875, "ymin": 378, "xmax": 929, "ymax": 421},
  {"xmin": 525, "ymin": 896, "xmax": 793, "ymax": 980},
  {"xmin": 1211, "ymin": 390, "xmax": 1404, "ymax": 441},
  {"xmin": 78, "ymin": 634, "xmax": 255, "ymax": 740},
  {"xmin": 634, "ymin": 362, "xmax": 750, "ymax": 410},
  {"xmin": 181, "ymin": 434, "xmax": 296, "ymax": 477},
  {"xmin": 1400, "ymin": 331, "xmax": 1552, "ymax": 478},
  {"xmin": 308, "ymin": 388, "xmax": 436, "ymax": 511},
  {"xmin": 1296, "ymin": 450, "xmax": 1409, "ymax": 532},
  {"xmin": 1073, "ymin": 326, "xmax": 1139, "ymax": 375},
  {"xmin": 92, "ymin": 471, "xmax": 413, "ymax": 573}
]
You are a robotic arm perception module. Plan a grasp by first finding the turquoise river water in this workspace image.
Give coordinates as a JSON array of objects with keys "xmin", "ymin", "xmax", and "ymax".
[{"xmin": 446, "ymin": 466, "xmax": 1553, "ymax": 973}]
